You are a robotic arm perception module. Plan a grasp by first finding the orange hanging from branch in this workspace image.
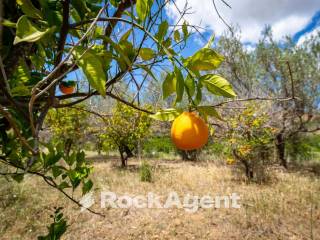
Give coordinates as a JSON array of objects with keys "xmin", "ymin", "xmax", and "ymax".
[
  {"xmin": 59, "ymin": 81, "xmax": 76, "ymax": 95},
  {"xmin": 171, "ymin": 112, "xmax": 209, "ymax": 150}
]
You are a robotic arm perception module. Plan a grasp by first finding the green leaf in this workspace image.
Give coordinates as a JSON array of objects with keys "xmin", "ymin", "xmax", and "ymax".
[
  {"xmin": 200, "ymin": 74, "xmax": 237, "ymax": 98},
  {"xmin": 182, "ymin": 21, "xmax": 188, "ymax": 40},
  {"xmin": 197, "ymin": 106, "xmax": 223, "ymax": 121},
  {"xmin": 71, "ymin": 0, "xmax": 91, "ymax": 19},
  {"xmin": 58, "ymin": 181, "xmax": 70, "ymax": 190},
  {"xmin": 17, "ymin": 0, "xmax": 43, "ymax": 19},
  {"xmin": 11, "ymin": 86, "xmax": 31, "ymax": 96},
  {"xmin": 184, "ymin": 48, "xmax": 224, "ymax": 71},
  {"xmin": 14, "ymin": 58, "xmax": 31, "ymax": 83},
  {"xmin": 174, "ymin": 30, "xmax": 180, "ymax": 42},
  {"xmin": 2, "ymin": 19, "xmax": 16, "ymax": 28},
  {"xmin": 194, "ymin": 84, "xmax": 202, "ymax": 105},
  {"xmin": 11, "ymin": 173, "xmax": 24, "ymax": 183},
  {"xmin": 102, "ymin": 36, "xmax": 132, "ymax": 68},
  {"xmin": 136, "ymin": 0, "xmax": 153, "ymax": 21},
  {"xmin": 174, "ymin": 66, "xmax": 184, "ymax": 103},
  {"xmin": 149, "ymin": 108, "xmax": 182, "ymax": 121},
  {"xmin": 14, "ymin": 16, "xmax": 52, "ymax": 45},
  {"xmin": 52, "ymin": 166, "xmax": 63, "ymax": 178},
  {"xmin": 82, "ymin": 179, "xmax": 93, "ymax": 195},
  {"xmin": 139, "ymin": 48, "xmax": 155, "ymax": 61},
  {"xmin": 204, "ymin": 34, "xmax": 215, "ymax": 48},
  {"xmin": 120, "ymin": 29, "xmax": 132, "ymax": 42},
  {"xmin": 185, "ymin": 75, "xmax": 195, "ymax": 97},
  {"xmin": 73, "ymin": 47, "xmax": 106, "ymax": 97},
  {"xmin": 155, "ymin": 20, "xmax": 169, "ymax": 42},
  {"xmin": 162, "ymin": 73, "xmax": 176, "ymax": 99}
]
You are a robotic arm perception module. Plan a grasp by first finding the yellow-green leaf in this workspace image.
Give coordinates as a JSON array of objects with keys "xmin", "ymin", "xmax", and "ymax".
[
  {"xmin": 149, "ymin": 108, "xmax": 182, "ymax": 121},
  {"xmin": 136, "ymin": 0, "xmax": 153, "ymax": 21},
  {"xmin": 73, "ymin": 47, "xmax": 106, "ymax": 97},
  {"xmin": 13, "ymin": 16, "xmax": 52, "ymax": 45},
  {"xmin": 200, "ymin": 74, "xmax": 237, "ymax": 98},
  {"xmin": 139, "ymin": 48, "xmax": 155, "ymax": 61},
  {"xmin": 17, "ymin": 0, "xmax": 43, "ymax": 19},
  {"xmin": 184, "ymin": 48, "xmax": 224, "ymax": 71}
]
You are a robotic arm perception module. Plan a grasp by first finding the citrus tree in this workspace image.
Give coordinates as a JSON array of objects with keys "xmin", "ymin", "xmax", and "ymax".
[
  {"xmin": 225, "ymin": 104, "xmax": 275, "ymax": 181},
  {"xmin": 101, "ymin": 102, "xmax": 152, "ymax": 167},
  {"xmin": 0, "ymin": 0, "xmax": 236, "ymax": 236},
  {"xmin": 45, "ymin": 105, "xmax": 90, "ymax": 154}
]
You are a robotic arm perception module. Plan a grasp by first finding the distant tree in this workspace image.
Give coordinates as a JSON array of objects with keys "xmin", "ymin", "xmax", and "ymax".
[
  {"xmin": 101, "ymin": 102, "xmax": 152, "ymax": 167},
  {"xmin": 45, "ymin": 105, "xmax": 90, "ymax": 155}
]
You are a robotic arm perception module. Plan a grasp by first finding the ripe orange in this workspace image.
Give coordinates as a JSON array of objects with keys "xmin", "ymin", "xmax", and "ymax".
[
  {"xmin": 171, "ymin": 112, "xmax": 209, "ymax": 150},
  {"xmin": 59, "ymin": 83, "xmax": 75, "ymax": 94}
]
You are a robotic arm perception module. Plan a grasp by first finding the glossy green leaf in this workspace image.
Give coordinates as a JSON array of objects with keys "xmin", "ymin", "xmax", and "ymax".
[
  {"xmin": 17, "ymin": 0, "xmax": 43, "ymax": 19},
  {"xmin": 139, "ymin": 48, "xmax": 155, "ymax": 61},
  {"xmin": 184, "ymin": 48, "xmax": 224, "ymax": 71},
  {"xmin": 73, "ymin": 47, "xmax": 106, "ymax": 97},
  {"xmin": 162, "ymin": 73, "xmax": 176, "ymax": 99},
  {"xmin": 136, "ymin": 0, "xmax": 153, "ymax": 21},
  {"xmin": 197, "ymin": 106, "xmax": 223, "ymax": 120},
  {"xmin": 200, "ymin": 74, "xmax": 237, "ymax": 98},
  {"xmin": 149, "ymin": 108, "xmax": 182, "ymax": 121},
  {"xmin": 174, "ymin": 66, "xmax": 184, "ymax": 103},
  {"xmin": 14, "ymin": 16, "xmax": 52, "ymax": 45}
]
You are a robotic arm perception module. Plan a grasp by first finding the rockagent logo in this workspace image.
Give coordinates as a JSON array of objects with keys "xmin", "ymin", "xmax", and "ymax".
[{"xmin": 80, "ymin": 191, "xmax": 241, "ymax": 213}]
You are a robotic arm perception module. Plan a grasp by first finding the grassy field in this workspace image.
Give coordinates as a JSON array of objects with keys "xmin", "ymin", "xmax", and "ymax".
[{"xmin": 1, "ymin": 156, "xmax": 320, "ymax": 240}]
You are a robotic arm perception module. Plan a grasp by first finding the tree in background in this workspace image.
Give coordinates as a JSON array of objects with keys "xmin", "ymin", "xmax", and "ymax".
[
  {"xmin": 225, "ymin": 103, "xmax": 275, "ymax": 182},
  {"xmin": 101, "ymin": 102, "xmax": 152, "ymax": 167},
  {"xmin": 45, "ymin": 105, "xmax": 90, "ymax": 155}
]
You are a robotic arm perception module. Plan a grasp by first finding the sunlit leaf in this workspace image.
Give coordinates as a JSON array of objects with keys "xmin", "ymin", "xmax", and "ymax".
[
  {"xmin": 184, "ymin": 48, "xmax": 224, "ymax": 71},
  {"xmin": 136, "ymin": 0, "xmax": 153, "ymax": 21},
  {"xmin": 73, "ymin": 47, "xmax": 106, "ymax": 97},
  {"xmin": 200, "ymin": 74, "xmax": 237, "ymax": 98},
  {"xmin": 149, "ymin": 108, "xmax": 182, "ymax": 121},
  {"xmin": 13, "ymin": 16, "xmax": 52, "ymax": 45}
]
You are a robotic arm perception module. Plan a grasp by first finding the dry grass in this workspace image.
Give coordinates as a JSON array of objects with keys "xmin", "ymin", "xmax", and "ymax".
[{"xmin": 1, "ymin": 157, "xmax": 320, "ymax": 240}]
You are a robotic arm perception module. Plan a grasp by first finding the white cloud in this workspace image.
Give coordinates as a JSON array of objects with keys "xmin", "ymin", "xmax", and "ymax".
[{"xmin": 165, "ymin": 0, "xmax": 320, "ymax": 42}]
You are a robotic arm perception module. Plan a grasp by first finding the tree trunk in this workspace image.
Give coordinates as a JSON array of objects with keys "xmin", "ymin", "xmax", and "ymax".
[
  {"xmin": 119, "ymin": 147, "xmax": 126, "ymax": 167},
  {"xmin": 276, "ymin": 133, "xmax": 287, "ymax": 168}
]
